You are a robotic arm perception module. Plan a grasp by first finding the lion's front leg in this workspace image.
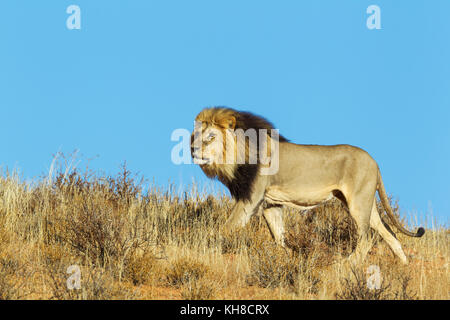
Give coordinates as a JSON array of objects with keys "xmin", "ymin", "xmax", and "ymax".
[
  {"xmin": 223, "ymin": 175, "xmax": 268, "ymax": 232},
  {"xmin": 223, "ymin": 199, "xmax": 262, "ymax": 232}
]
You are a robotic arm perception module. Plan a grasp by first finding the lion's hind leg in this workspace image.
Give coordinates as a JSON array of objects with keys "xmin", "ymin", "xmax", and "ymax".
[
  {"xmin": 369, "ymin": 200, "xmax": 408, "ymax": 264},
  {"xmin": 346, "ymin": 191, "xmax": 374, "ymax": 264},
  {"xmin": 263, "ymin": 205, "xmax": 285, "ymax": 247}
]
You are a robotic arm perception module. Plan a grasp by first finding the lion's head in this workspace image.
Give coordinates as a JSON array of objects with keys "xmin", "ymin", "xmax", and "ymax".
[{"xmin": 191, "ymin": 107, "xmax": 287, "ymax": 200}]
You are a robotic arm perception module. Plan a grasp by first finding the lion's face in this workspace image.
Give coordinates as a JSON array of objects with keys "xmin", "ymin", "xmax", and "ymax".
[
  {"xmin": 191, "ymin": 107, "xmax": 285, "ymax": 195},
  {"xmin": 191, "ymin": 124, "xmax": 230, "ymax": 166},
  {"xmin": 190, "ymin": 108, "xmax": 241, "ymax": 181},
  {"xmin": 191, "ymin": 123, "xmax": 242, "ymax": 166}
]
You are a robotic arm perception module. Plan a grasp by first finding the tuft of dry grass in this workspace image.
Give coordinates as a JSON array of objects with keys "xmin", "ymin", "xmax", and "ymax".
[
  {"xmin": 166, "ymin": 257, "xmax": 210, "ymax": 288},
  {"xmin": 0, "ymin": 154, "xmax": 448, "ymax": 300}
]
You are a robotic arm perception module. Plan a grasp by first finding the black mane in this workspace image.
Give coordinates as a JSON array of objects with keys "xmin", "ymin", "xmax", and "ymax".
[
  {"xmin": 221, "ymin": 108, "xmax": 288, "ymax": 201},
  {"xmin": 234, "ymin": 110, "xmax": 289, "ymax": 143}
]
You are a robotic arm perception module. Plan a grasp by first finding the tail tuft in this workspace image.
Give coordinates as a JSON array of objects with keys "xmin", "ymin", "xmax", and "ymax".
[{"xmin": 415, "ymin": 227, "xmax": 425, "ymax": 238}]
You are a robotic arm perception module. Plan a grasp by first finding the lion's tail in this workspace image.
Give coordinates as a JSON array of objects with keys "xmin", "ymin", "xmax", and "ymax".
[{"xmin": 377, "ymin": 168, "xmax": 425, "ymax": 238}]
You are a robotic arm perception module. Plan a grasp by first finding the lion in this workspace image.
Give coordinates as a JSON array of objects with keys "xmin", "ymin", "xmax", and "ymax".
[{"xmin": 191, "ymin": 107, "xmax": 424, "ymax": 264}]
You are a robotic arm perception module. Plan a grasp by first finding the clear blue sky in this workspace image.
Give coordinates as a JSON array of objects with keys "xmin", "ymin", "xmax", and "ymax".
[{"xmin": 1, "ymin": 1, "xmax": 449, "ymax": 225}]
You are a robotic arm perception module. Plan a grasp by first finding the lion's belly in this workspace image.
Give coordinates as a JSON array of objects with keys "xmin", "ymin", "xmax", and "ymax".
[{"xmin": 264, "ymin": 185, "xmax": 334, "ymax": 210}]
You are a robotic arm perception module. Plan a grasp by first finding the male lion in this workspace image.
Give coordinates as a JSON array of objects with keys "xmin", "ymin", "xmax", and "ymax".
[{"xmin": 191, "ymin": 107, "xmax": 424, "ymax": 264}]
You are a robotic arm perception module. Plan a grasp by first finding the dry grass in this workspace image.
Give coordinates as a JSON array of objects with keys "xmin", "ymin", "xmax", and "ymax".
[{"xmin": 0, "ymin": 155, "xmax": 448, "ymax": 300}]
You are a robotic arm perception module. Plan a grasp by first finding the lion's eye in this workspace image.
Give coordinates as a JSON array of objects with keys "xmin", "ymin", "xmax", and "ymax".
[{"xmin": 206, "ymin": 133, "xmax": 216, "ymax": 142}]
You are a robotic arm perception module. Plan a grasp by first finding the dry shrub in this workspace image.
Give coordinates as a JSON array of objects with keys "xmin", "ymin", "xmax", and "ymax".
[
  {"xmin": 56, "ymin": 203, "xmax": 126, "ymax": 266},
  {"xmin": 246, "ymin": 240, "xmax": 320, "ymax": 294},
  {"xmin": 43, "ymin": 257, "xmax": 138, "ymax": 300},
  {"xmin": 336, "ymin": 265, "xmax": 391, "ymax": 300},
  {"xmin": 221, "ymin": 216, "xmax": 268, "ymax": 255},
  {"xmin": 123, "ymin": 251, "xmax": 163, "ymax": 286},
  {"xmin": 221, "ymin": 228, "xmax": 252, "ymax": 255},
  {"xmin": 0, "ymin": 254, "xmax": 33, "ymax": 300},
  {"xmin": 159, "ymin": 194, "xmax": 230, "ymax": 251},
  {"xmin": 391, "ymin": 275, "xmax": 418, "ymax": 300},
  {"xmin": 336, "ymin": 265, "xmax": 418, "ymax": 300},
  {"xmin": 166, "ymin": 257, "xmax": 210, "ymax": 288},
  {"xmin": 53, "ymin": 268, "xmax": 138, "ymax": 300},
  {"xmin": 285, "ymin": 200, "xmax": 358, "ymax": 259},
  {"xmin": 0, "ymin": 234, "xmax": 36, "ymax": 300},
  {"xmin": 285, "ymin": 222, "xmax": 335, "ymax": 267},
  {"xmin": 45, "ymin": 162, "xmax": 152, "ymax": 280},
  {"xmin": 181, "ymin": 278, "xmax": 217, "ymax": 300},
  {"xmin": 246, "ymin": 241, "xmax": 295, "ymax": 288}
]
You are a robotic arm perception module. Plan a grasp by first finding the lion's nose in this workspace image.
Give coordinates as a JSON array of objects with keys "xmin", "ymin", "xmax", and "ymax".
[{"xmin": 192, "ymin": 147, "xmax": 200, "ymax": 156}]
